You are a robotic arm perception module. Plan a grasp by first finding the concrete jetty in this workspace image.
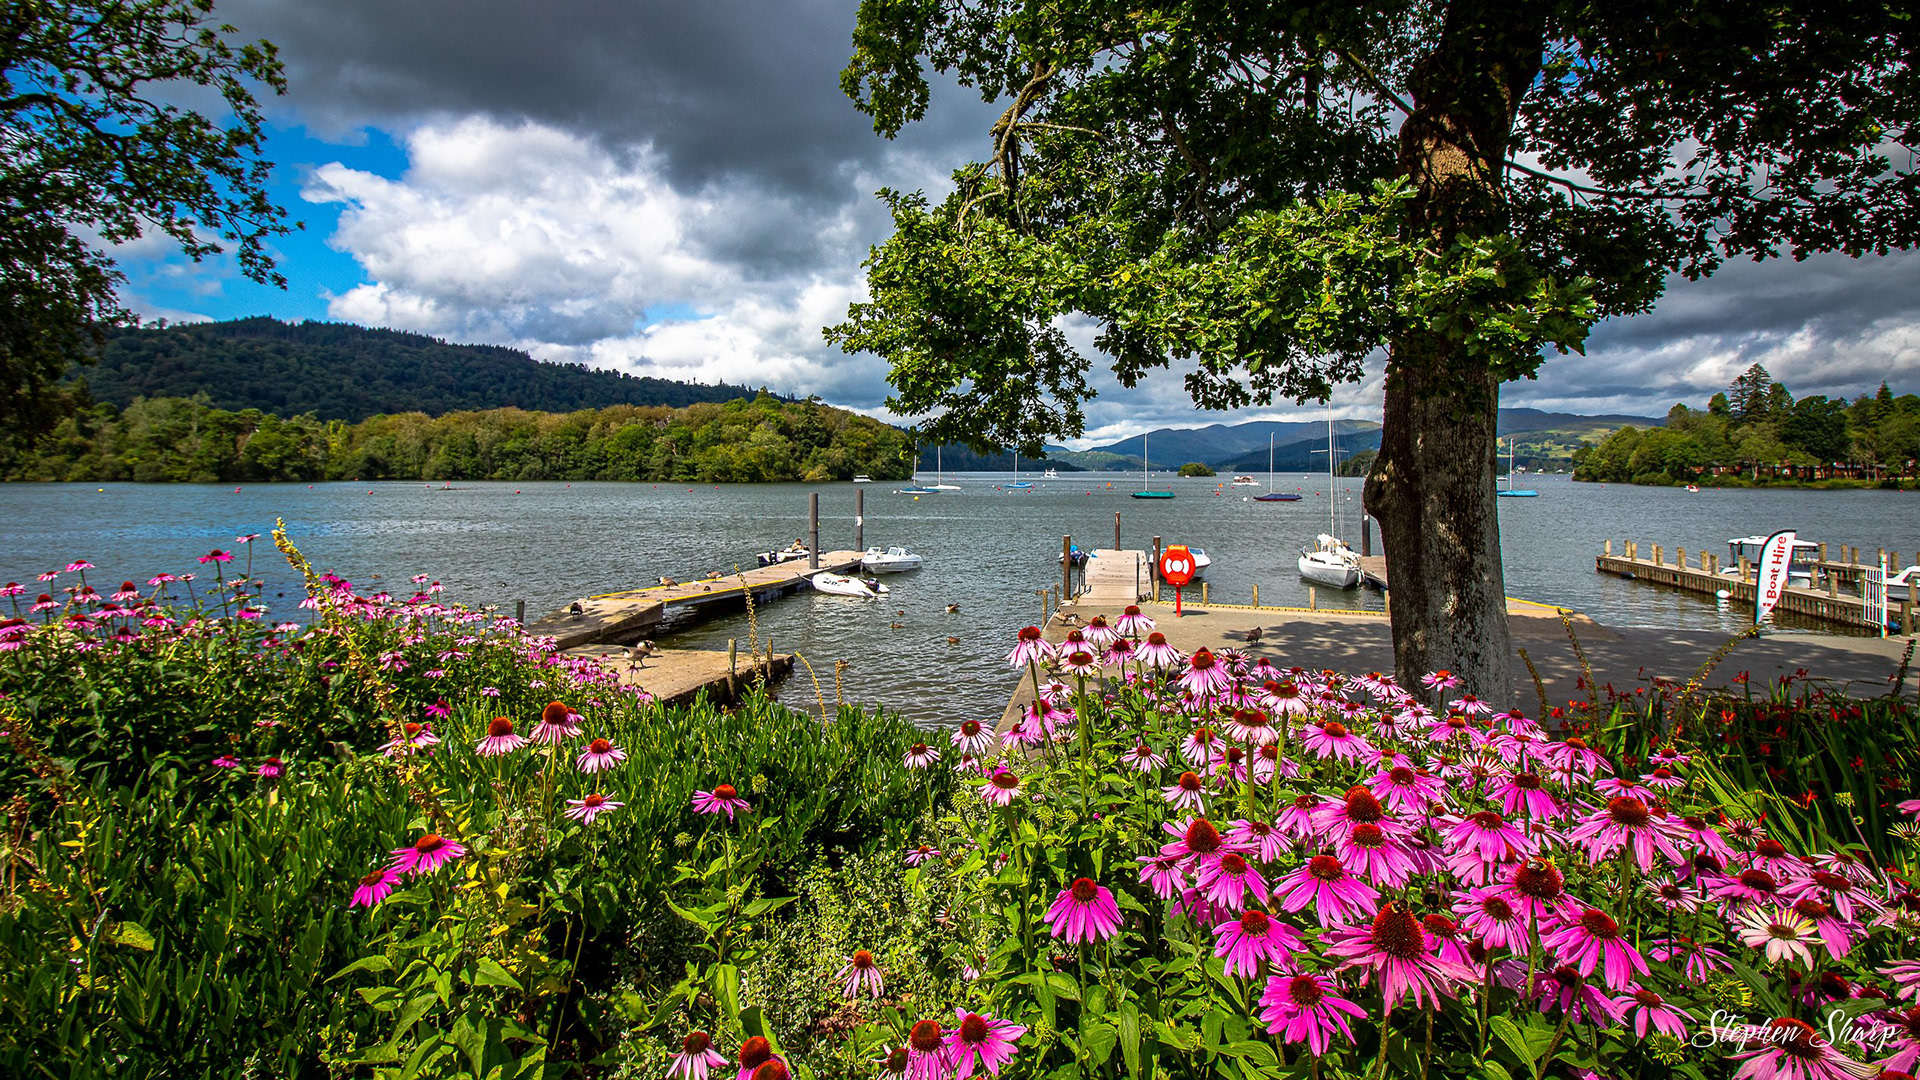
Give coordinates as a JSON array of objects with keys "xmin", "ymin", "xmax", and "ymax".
[
  {"xmin": 566, "ymin": 643, "xmax": 794, "ymax": 706},
  {"xmin": 525, "ymin": 551, "xmax": 866, "ymax": 650},
  {"xmin": 1596, "ymin": 540, "xmax": 1912, "ymax": 632}
]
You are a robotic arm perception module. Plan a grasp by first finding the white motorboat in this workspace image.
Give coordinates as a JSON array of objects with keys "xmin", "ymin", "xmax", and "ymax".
[
  {"xmin": 1299, "ymin": 533, "xmax": 1362, "ymax": 589},
  {"xmin": 755, "ymin": 544, "xmax": 811, "ymax": 567},
  {"xmin": 811, "ymin": 572, "xmax": 888, "ymax": 597},
  {"xmin": 1885, "ymin": 565, "xmax": 1918, "ymax": 602},
  {"xmin": 852, "ymin": 474, "xmax": 873, "ymax": 484},
  {"xmin": 1298, "ymin": 406, "xmax": 1361, "ymax": 588},
  {"xmin": 1230, "ymin": 475, "xmax": 1259, "ymax": 486},
  {"xmin": 1156, "ymin": 546, "xmax": 1211, "ymax": 581},
  {"xmin": 1719, "ymin": 536, "xmax": 1819, "ymax": 587},
  {"xmin": 1043, "ymin": 467, "xmax": 1059, "ymax": 479},
  {"xmin": 861, "ymin": 546, "xmax": 924, "ymax": 573}
]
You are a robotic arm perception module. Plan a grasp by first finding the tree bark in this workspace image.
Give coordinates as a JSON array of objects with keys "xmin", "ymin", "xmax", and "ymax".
[{"xmin": 1365, "ymin": 0, "xmax": 1544, "ymax": 708}]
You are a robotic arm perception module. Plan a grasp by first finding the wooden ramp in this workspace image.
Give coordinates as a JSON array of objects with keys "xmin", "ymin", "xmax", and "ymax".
[
  {"xmin": 1080, "ymin": 549, "xmax": 1150, "ymax": 605},
  {"xmin": 525, "ymin": 551, "xmax": 865, "ymax": 649}
]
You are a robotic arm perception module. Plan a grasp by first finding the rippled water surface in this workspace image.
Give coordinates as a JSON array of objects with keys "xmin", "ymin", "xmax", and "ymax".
[{"xmin": 3, "ymin": 473, "xmax": 1915, "ymax": 725}]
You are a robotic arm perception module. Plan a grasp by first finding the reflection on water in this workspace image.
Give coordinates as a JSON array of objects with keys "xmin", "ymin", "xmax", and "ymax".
[{"xmin": 2, "ymin": 473, "xmax": 1913, "ymax": 725}]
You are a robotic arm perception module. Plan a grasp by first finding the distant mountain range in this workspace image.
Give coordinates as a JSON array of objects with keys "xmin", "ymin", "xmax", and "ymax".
[
  {"xmin": 922, "ymin": 408, "xmax": 1664, "ymax": 473},
  {"xmin": 70, "ymin": 317, "xmax": 767, "ymax": 422}
]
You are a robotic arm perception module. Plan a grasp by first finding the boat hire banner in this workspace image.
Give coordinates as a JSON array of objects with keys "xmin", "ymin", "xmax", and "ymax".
[{"xmin": 1754, "ymin": 529, "xmax": 1798, "ymax": 624}]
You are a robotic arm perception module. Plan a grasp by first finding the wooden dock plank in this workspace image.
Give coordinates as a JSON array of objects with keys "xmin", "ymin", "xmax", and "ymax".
[
  {"xmin": 567, "ymin": 644, "xmax": 794, "ymax": 706},
  {"xmin": 1081, "ymin": 549, "xmax": 1150, "ymax": 604},
  {"xmin": 526, "ymin": 551, "xmax": 865, "ymax": 648}
]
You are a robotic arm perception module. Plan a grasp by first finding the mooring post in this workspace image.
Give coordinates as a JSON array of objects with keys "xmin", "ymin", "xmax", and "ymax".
[
  {"xmin": 514, "ymin": 599, "xmax": 525, "ymax": 623},
  {"xmin": 1201, "ymin": 581, "xmax": 1209, "ymax": 606},
  {"xmin": 1604, "ymin": 539, "xmax": 1612, "ymax": 557},
  {"xmin": 1362, "ymin": 516, "xmax": 1372, "ymax": 557},
  {"xmin": 855, "ymin": 488, "xmax": 864, "ymax": 551},
  {"xmin": 1062, "ymin": 535, "xmax": 1073, "ymax": 599},
  {"xmin": 809, "ymin": 493, "xmax": 820, "ymax": 570},
  {"xmin": 1252, "ymin": 584, "xmax": 1260, "ymax": 608},
  {"xmin": 1309, "ymin": 586, "xmax": 1317, "ymax": 611},
  {"xmin": 1114, "ymin": 511, "xmax": 1121, "ymax": 550},
  {"xmin": 1151, "ymin": 536, "xmax": 1162, "ymax": 603}
]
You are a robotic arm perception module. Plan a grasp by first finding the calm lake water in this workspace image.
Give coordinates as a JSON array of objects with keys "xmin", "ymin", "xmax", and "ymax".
[{"xmin": 3, "ymin": 473, "xmax": 1915, "ymax": 726}]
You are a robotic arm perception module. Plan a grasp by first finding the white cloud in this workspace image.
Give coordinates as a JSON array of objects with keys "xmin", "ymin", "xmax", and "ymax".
[{"xmin": 303, "ymin": 115, "xmax": 913, "ymax": 401}]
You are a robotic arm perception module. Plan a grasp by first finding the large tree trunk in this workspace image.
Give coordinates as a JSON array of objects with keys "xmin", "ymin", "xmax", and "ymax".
[
  {"xmin": 1364, "ymin": 0, "xmax": 1544, "ymax": 708},
  {"xmin": 1367, "ymin": 359, "xmax": 1513, "ymax": 707}
]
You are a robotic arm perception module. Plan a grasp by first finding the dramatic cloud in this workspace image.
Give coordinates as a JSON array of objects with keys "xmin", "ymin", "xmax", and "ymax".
[{"xmin": 162, "ymin": 1, "xmax": 1920, "ymax": 433}]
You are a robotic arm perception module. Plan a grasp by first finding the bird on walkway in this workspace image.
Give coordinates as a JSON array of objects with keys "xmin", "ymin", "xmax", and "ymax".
[
  {"xmin": 568, "ymin": 600, "xmax": 585, "ymax": 618},
  {"xmin": 1055, "ymin": 611, "xmax": 1082, "ymax": 625},
  {"xmin": 658, "ymin": 576, "xmax": 677, "ymax": 587},
  {"xmin": 946, "ymin": 603, "xmax": 960, "ymax": 613},
  {"xmin": 704, "ymin": 570, "xmax": 723, "ymax": 580},
  {"xmin": 627, "ymin": 640, "xmax": 657, "ymax": 666},
  {"xmin": 1242, "ymin": 626, "xmax": 1263, "ymax": 643}
]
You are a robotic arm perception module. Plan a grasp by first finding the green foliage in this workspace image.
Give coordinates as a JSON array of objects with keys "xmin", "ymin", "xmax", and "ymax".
[
  {"xmin": 0, "ymin": 544, "xmax": 951, "ymax": 1076},
  {"xmin": 1176, "ymin": 462, "xmax": 1214, "ymax": 477},
  {"xmin": 4, "ymin": 392, "xmax": 916, "ymax": 483},
  {"xmin": 75, "ymin": 317, "xmax": 771, "ymax": 422},
  {"xmin": 1573, "ymin": 374, "xmax": 1920, "ymax": 485},
  {"xmin": 0, "ymin": 0, "xmax": 291, "ymax": 446}
]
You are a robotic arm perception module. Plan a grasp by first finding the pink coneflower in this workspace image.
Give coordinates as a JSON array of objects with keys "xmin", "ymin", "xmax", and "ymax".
[
  {"xmin": 1530, "ymin": 964, "xmax": 1624, "ymax": 1024},
  {"xmin": 951, "ymin": 718, "xmax": 993, "ymax": 756},
  {"xmin": 1275, "ymin": 792, "xmax": 1323, "ymax": 841},
  {"xmin": 1261, "ymin": 679, "xmax": 1311, "ymax": 717},
  {"xmin": 1121, "ymin": 742, "xmax": 1166, "ymax": 772},
  {"xmin": 1006, "ymin": 626, "xmax": 1053, "ymax": 668},
  {"xmin": 350, "ymin": 866, "xmax": 403, "ymax": 908},
  {"xmin": 980, "ymin": 768, "xmax": 1023, "ymax": 806},
  {"xmin": 1227, "ymin": 819, "xmax": 1288, "ymax": 863},
  {"xmin": 1729, "ymin": 1017, "xmax": 1879, "ymax": 1080},
  {"xmin": 1163, "ymin": 771, "xmax": 1209, "ymax": 812},
  {"xmin": 1047, "ymin": 878, "xmax": 1124, "ymax": 944},
  {"xmin": 1614, "ymin": 987, "xmax": 1691, "ymax": 1039},
  {"xmin": 1103, "ymin": 636, "xmax": 1136, "ymax": 666},
  {"xmin": 1787, "ymin": 897, "xmax": 1858, "ymax": 959},
  {"xmin": 198, "ymin": 549, "xmax": 233, "ymax": 564},
  {"xmin": 475, "ymin": 717, "xmax": 526, "ymax": 756},
  {"xmin": 735, "ymin": 1037, "xmax": 781, "ymax": 1080},
  {"xmin": 668, "ymin": 1032, "xmax": 728, "ymax": 1080},
  {"xmin": 1275, "ymin": 855, "xmax": 1381, "ymax": 928},
  {"xmin": 110, "ymin": 581, "xmax": 140, "ymax": 602},
  {"xmin": 211, "ymin": 755, "xmax": 241, "ymax": 769},
  {"xmin": 530, "ymin": 700, "xmax": 583, "ymax": 744},
  {"xmin": 1301, "ymin": 720, "xmax": 1372, "ymax": 763},
  {"xmin": 838, "ymin": 950, "xmax": 884, "ymax": 999},
  {"xmin": 1060, "ymin": 648, "xmax": 1100, "ymax": 676},
  {"xmin": 390, "ymin": 833, "xmax": 466, "ymax": 875},
  {"xmin": 1325, "ymin": 903, "xmax": 1473, "ymax": 1011},
  {"xmin": 1179, "ymin": 725, "xmax": 1220, "ymax": 765},
  {"xmin": 30, "ymin": 594, "xmax": 58, "ymax": 613},
  {"xmin": 1738, "ymin": 907, "xmax": 1820, "ymax": 966},
  {"xmin": 381, "ymin": 722, "xmax": 440, "ymax": 757},
  {"xmin": 1785, "ymin": 871, "xmax": 1883, "ymax": 924},
  {"xmin": 576, "ymin": 737, "xmax": 627, "ymax": 772},
  {"xmin": 1875, "ymin": 1005, "xmax": 1920, "ymax": 1073},
  {"xmin": 904, "ymin": 843, "xmax": 944, "ymax": 867},
  {"xmin": 693, "ymin": 784, "xmax": 751, "ymax": 820},
  {"xmin": 1640, "ymin": 765, "xmax": 1685, "ymax": 790},
  {"xmin": 1177, "ymin": 648, "xmax": 1234, "ymax": 700},
  {"xmin": 1196, "ymin": 852, "xmax": 1270, "ymax": 912},
  {"xmin": 1369, "ymin": 764, "xmax": 1445, "ymax": 813},
  {"xmin": 565, "ymin": 792, "xmax": 623, "ymax": 823},
  {"xmin": 1161, "ymin": 816, "xmax": 1237, "ymax": 870},
  {"xmin": 1136, "ymin": 631, "xmax": 1182, "ymax": 669},
  {"xmin": 1565, "ymin": 795, "xmax": 1685, "ymax": 871},
  {"xmin": 902, "ymin": 742, "xmax": 941, "ymax": 769},
  {"xmin": 257, "ymin": 757, "xmax": 284, "ymax": 778},
  {"xmin": 1115, "ymin": 604, "xmax": 1154, "ymax": 636},
  {"xmin": 1214, "ymin": 908, "xmax": 1304, "ymax": 977},
  {"xmin": 1337, "ymin": 822, "xmax": 1418, "ymax": 889},
  {"xmin": 1542, "ymin": 908, "xmax": 1649, "ymax": 990},
  {"xmin": 1645, "ymin": 874, "xmax": 1704, "ymax": 914},
  {"xmin": 1421, "ymin": 669, "xmax": 1460, "ymax": 691},
  {"xmin": 1224, "ymin": 708, "xmax": 1278, "ymax": 745},
  {"xmin": 1711, "ymin": 868, "xmax": 1789, "ymax": 907},
  {"xmin": 1259, "ymin": 973, "xmax": 1366, "ymax": 1055},
  {"xmin": 945, "ymin": 1009, "xmax": 1026, "ymax": 1080},
  {"xmin": 1454, "ymin": 886, "xmax": 1531, "ymax": 952},
  {"xmin": 902, "ymin": 1021, "xmax": 948, "ymax": 1080},
  {"xmin": 1494, "ymin": 858, "xmax": 1579, "ymax": 927}
]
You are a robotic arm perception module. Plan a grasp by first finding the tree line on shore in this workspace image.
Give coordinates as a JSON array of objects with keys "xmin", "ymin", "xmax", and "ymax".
[
  {"xmin": 1, "ymin": 392, "xmax": 915, "ymax": 484},
  {"xmin": 1572, "ymin": 367, "xmax": 1920, "ymax": 486}
]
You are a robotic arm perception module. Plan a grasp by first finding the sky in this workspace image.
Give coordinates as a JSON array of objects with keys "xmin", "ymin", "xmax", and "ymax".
[{"xmin": 114, "ymin": 0, "xmax": 1920, "ymax": 447}]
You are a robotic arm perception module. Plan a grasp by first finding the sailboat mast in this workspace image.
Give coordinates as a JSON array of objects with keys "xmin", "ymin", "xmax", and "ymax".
[{"xmin": 1267, "ymin": 433, "xmax": 1274, "ymax": 493}]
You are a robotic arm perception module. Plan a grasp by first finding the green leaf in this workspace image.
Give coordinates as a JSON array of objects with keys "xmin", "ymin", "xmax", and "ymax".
[
  {"xmin": 471, "ymin": 957, "xmax": 523, "ymax": 991},
  {"xmin": 110, "ymin": 920, "xmax": 155, "ymax": 950},
  {"xmin": 1081, "ymin": 1019, "xmax": 1117, "ymax": 1066},
  {"xmin": 1045, "ymin": 972, "xmax": 1081, "ymax": 1002},
  {"xmin": 331, "ymin": 954, "xmax": 394, "ymax": 981},
  {"xmin": 1490, "ymin": 1016, "xmax": 1536, "ymax": 1068},
  {"xmin": 1117, "ymin": 1006, "xmax": 1143, "ymax": 1077}
]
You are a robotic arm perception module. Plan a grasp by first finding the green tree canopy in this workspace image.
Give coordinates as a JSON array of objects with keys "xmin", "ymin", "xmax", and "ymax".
[
  {"xmin": 830, "ymin": 0, "xmax": 1920, "ymax": 701},
  {"xmin": 1, "ymin": 0, "xmax": 290, "ymax": 449}
]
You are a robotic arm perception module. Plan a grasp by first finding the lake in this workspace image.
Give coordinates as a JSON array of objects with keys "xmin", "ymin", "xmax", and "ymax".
[{"xmin": 3, "ymin": 473, "xmax": 1914, "ymax": 725}]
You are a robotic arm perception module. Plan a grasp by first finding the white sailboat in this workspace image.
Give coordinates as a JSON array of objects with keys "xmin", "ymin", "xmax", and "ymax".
[
  {"xmin": 1497, "ymin": 437, "xmax": 1539, "ymax": 497},
  {"xmin": 1132, "ymin": 431, "xmax": 1174, "ymax": 498},
  {"xmin": 1007, "ymin": 449, "xmax": 1032, "ymax": 489},
  {"xmin": 928, "ymin": 445, "xmax": 960, "ymax": 491},
  {"xmin": 1298, "ymin": 409, "xmax": 1361, "ymax": 588},
  {"xmin": 1253, "ymin": 432, "xmax": 1303, "ymax": 502}
]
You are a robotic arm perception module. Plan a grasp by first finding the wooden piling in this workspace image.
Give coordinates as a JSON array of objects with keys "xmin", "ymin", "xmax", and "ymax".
[
  {"xmin": 855, "ymin": 488, "xmax": 864, "ymax": 550},
  {"xmin": 1252, "ymin": 584, "xmax": 1260, "ymax": 608},
  {"xmin": 1114, "ymin": 511, "xmax": 1121, "ymax": 550},
  {"xmin": 1309, "ymin": 586, "xmax": 1318, "ymax": 610},
  {"xmin": 1062, "ymin": 535, "xmax": 1073, "ymax": 600},
  {"xmin": 1201, "ymin": 581, "xmax": 1209, "ymax": 605},
  {"xmin": 515, "ymin": 599, "xmax": 525, "ymax": 623},
  {"xmin": 808, "ymin": 493, "xmax": 820, "ymax": 570},
  {"xmin": 1151, "ymin": 536, "xmax": 1162, "ymax": 602}
]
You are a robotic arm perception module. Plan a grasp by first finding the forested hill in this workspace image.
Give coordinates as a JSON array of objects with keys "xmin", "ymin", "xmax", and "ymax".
[{"xmin": 71, "ymin": 317, "xmax": 766, "ymax": 421}]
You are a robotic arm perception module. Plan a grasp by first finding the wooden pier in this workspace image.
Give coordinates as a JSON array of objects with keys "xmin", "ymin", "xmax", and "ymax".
[
  {"xmin": 524, "ymin": 551, "xmax": 866, "ymax": 649},
  {"xmin": 1596, "ymin": 540, "xmax": 1913, "ymax": 631},
  {"xmin": 565, "ymin": 644, "xmax": 795, "ymax": 706},
  {"xmin": 1080, "ymin": 549, "xmax": 1151, "ymax": 605}
]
